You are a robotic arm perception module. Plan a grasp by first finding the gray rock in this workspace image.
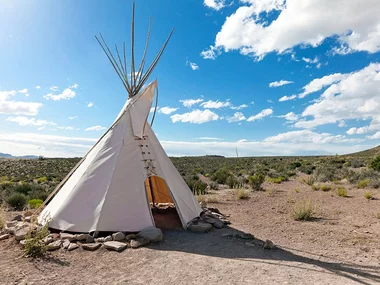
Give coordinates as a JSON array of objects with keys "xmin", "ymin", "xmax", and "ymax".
[
  {"xmin": 14, "ymin": 226, "xmax": 30, "ymax": 241},
  {"xmin": 68, "ymin": 243, "xmax": 79, "ymax": 251},
  {"xmin": 62, "ymin": 239, "xmax": 70, "ymax": 249},
  {"xmin": 104, "ymin": 235, "xmax": 113, "ymax": 242},
  {"xmin": 263, "ymin": 239, "xmax": 275, "ymax": 250},
  {"xmin": 47, "ymin": 240, "xmax": 62, "ymax": 251},
  {"xmin": 75, "ymin": 233, "xmax": 89, "ymax": 241},
  {"xmin": 221, "ymin": 233, "xmax": 235, "ymax": 239},
  {"xmin": 212, "ymin": 219, "xmax": 224, "ymax": 229},
  {"xmin": 19, "ymin": 239, "xmax": 28, "ymax": 247},
  {"xmin": 96, "ymin": 237, "xmax": 105, "ymax": 243},
  {"xmin": 0, "ymin": 234, "xmax": 10, "ymax": 241},
  {"xmin": 5, "ymin": 226, "xmax": 16, "ymax": 235},
  {"xmin": 237, "ymin": 233, "xmax": 255, "ymax": 240},
  {"xmin": 125, "ymin": 234, "xmax": 137, "ymax": 241},
  {"xmin": 60, "ymin": 233, "xmax": 75, "ymax": 241},
  {"xmin": 130, "ymin": 238, "xmax": 150, "ymax": 248},
  {"xmin": 24, "ymin": 216, "xmax": 32, "ymax": 223},
  {"xmin": 86, "ymin": 235, "xmax": 94, "ymax": 243},
  {"xmin": 137, "ymin": 227, "xmax": 163, "ymax": 242},
  {"xmin": 12, "ymin": 214, "xmax": 23, "ymax": 221},
  {"xmin": 104, "ymin": 241, "xmax": 127, "ymax": 252},
  {"xmin": 188, "ymin": 222, "xmax": 213, "ymax": 233},
  {"xmin": 82, "ymin": 243, "xmax": 101, "ymax": 251},
  {"xmin": 203, "ymin": 216, "xmax": 217, "ymax": 224},
  {"xmin": 6, "ymin": 221, "xmax": 17, "ymax": 228},
  {"xmin": 42, "ymin": 235, "xmax": 54, "ymax": 245},
  {"xmin": 112, "ymin": 232, "xmax": 125, "ymax": 241}
]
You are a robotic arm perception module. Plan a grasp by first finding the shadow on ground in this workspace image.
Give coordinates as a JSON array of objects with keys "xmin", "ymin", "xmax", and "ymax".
[{"xmin": 149, "ymin": 227, "xmax": 380, "ymax": 285}]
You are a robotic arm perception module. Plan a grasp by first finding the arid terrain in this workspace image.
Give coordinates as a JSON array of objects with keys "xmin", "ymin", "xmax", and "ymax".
[{"xmin": 1, "ymin": 148, "xmax": 380, "ymax": 284}]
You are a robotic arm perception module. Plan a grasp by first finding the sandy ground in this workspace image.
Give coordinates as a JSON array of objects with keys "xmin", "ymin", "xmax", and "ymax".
[{"xmin": 1, "ymin": 177, "xmax": 380, "ymax": 285}]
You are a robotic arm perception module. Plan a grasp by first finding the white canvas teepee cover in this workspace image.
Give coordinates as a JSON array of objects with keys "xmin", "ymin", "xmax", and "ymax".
[{"xmin": 39, "ymin": 81, "xmax": 202, "ymax": 232}]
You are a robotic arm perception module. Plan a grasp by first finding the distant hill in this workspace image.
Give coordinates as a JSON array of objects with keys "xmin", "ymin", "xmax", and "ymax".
[
  {"xmin": 345, "ymin": 145, "xmax": 380, "ymax": 158},
  {"xmin": 0, "ymin": 152, "xmax": 39, "ymax": 159}
]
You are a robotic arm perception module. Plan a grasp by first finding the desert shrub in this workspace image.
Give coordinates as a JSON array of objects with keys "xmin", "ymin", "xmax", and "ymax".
[
  {"xmin": 14, "ymin": 183, "xmax": 33, "ymax": 195},
  {"xmin": 196, "ymin": 195, "xmax": 207, "ymax": 207},
  {"xmin": 370, "ymin": 156, "xmax": 380, "ymax": 171},
  {"xmin": 286, "ymin": 170, "xmax": 297, "ymax": 177},
  {"xmin": 357, "ymin": 179, "xmax": 370, "ymax": 189},
  {"xmin": 320, "ymin": 184, "xmax": 332, "ymax": 192},
  {"xmin": 301, "ymin": 175, "xmax": 316, "ymax": 186},
  {"xmin": 226, "ymin": 175, "xmax": 239, "ymax": 189},
  {"xmin": 292, "ymin": 199, "xmax": 315, "ymax": 221},
  {"xmin": 370, "ymin": 177, "xmax": 380, "ymax": 189},
  {"xmin": 364, "ymin": 191, "xmax": 373, "ymax": 200},
  {"xmin": 28, "ymin": 189, "xmax": 49, "ymax": 201},
  {"xmin": 24, "ymin": 222, "xmax": 50, "ymax": 258},
  {"xmin": 204, "ymin": 173, "xmax": 210, "ymax": 177},
  {"xmin": 311, "ymin": 184, "xmax": 319, "ymax": 191},
  {"xmin": 188, "ymin": 180, "xmax": 207, "ymax": 196},
  {"xmin": 0, "ymin": 206, "xmax": 5, "ymax": 230},
  {"xmin": 28, "ymin": 199, "xmax": 43, "ymax": 209},
  {"xmin": 336, "ymin": 186, "xmax": 348, "ymax": 197},
  {"xmin": 268, "ymin": 176, "xmax": 286, "ymax": 184},
  {"xmin": 211, "ymin": 168, "xmax": 229, "ymax": 184},
  {"xmin": 299, "ymin": 164, "xmax": 315, "ymax": 175},
  {"xmin": 206, "ymin": 195, "xmax": 219, "ymax": 203},
  {"xmin": 234, "ymin": 189, "xmax": 249, "ymax": 200},
  {"xmin": 209, "ymin": 182, "xmax": 219, "ymax": 190},
  {"xmin": 248, "ymin": 173, "xmax": 265, "ymax": 191},
  {"xmin": 36, "ymin": 176, "xmax": 47, "ymax": 183},
  {"xmin": 7, "ymin": 193, "xmax": 27, "ymax": 210},
  {"xmin": 314, "ymin": 165, "xmax": 340, "ymax": 182},
  {"xmin": 349, "ymin": 159, "xmax": 366, "ymax": 168},
  {"xmin": 290, "ymin": 162, "xmax": 302, "ymax": 169}
]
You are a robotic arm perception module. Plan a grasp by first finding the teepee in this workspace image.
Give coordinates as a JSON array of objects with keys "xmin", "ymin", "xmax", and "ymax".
[{"xmin": 38, "ymin": 4, "xmax": 202, "ymax": 233}]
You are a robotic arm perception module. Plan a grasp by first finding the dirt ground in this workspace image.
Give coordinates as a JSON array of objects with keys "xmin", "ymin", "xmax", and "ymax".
[{"xmin": 1, "ymin": 177, "xmax": 380, "ymax": 285}]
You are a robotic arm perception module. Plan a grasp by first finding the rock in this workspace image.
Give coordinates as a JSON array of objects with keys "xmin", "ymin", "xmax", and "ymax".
[
  {"xmin": 75, "ymin": 233, "xmax": 89, "ymax": 241},
  {"xmin": 0, "ymin": 234, "xmax": 10, "ymax": 241},
  {"xmin": 24, "ymin": 216, "xmax": 32, "ymax": 223},
  {"xmin": 104, "ymin": 235, "xmax": 113, "ymax": 242},
  {"xmin": 12, "ymin": 214, "xmax": 23, "ymax": 221},
  {"xmin": 104, "ymin": 241, "xmax": 127, "ymax": 252},
  {"xmin": 137, "ymin": 227, "xmax": 163, "ymax": 242},
  {"xmin": 42, "ymin": 235, "xmax": 55, "ymax": 245},
  {"xmin": 96, "ymin": 237, "xmax": 105, "ymax": 243},
  {"xmin": 5, "ymin": 226, "xmax": 16, "ymax": 235},
  {"xmin": 68, "ymin": 243, "xmax": 79, "ymax": 251},
  {"xmin": 188, "ymin": 222, "xmax": 213, "ymax": 233},
  {"xmin": 60, "ymin": 233, "xmax": 75, "ymax": 241},
  {"xmin": 263, "ymin": 239, "xmax": 275, "ymax": 250},
  {"xmin": 14, "ymin": 226, "xmax": 30, "ymax": 241},
  {"xmin": 245, "ymin": 242, "xmax": 256, "ymax": 247},
  {"xmin": 112, "ymin": 232, "xmax": 125, "ymax": 241},
  {"xmin": 212, "ymin": 219, "xmax": 224, "ymax": 229},
  {"xmin": 86, "ymin": 235, "xmax": 95, "ymax": 243},
  {"xmin": 221, "ymin": 233, "xmax": 235, "ymax": 239},
  {"xmin": 82, "ymin": 243, "xmax": 101, "ymax": 251},
  {"xmin": 203, "ymin": 216, "xmax": 217, "ymax": 224},
  {"xmin": 125, "ymin": 234, "xmax": 137, "ymax": 241},
  {"xmin": 237, "ymin": 233, "xmax": 255, "ymax": 240},
  {"xmin": 62, "ymin": 239, "xmax": 70, "ymax": 249},
  {"xmin": 130, "ymin": 238, "xmax": 150, "ymax": 249},
  {"xmin": 19, "ymin": 239, "xmax": 28, "ymax": 247},
  {"xmin": 47, "ymin": 240, "xmax": 62, "ymax": 251},
  {"xmin": 6, "ymin": 221, "xmax": 17, "ymax": 228}
]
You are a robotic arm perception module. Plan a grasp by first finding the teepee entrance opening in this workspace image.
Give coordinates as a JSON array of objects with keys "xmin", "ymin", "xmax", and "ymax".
[{"xmin": 145, "ymin": 176, "xmax": 182, "ymax": 229}]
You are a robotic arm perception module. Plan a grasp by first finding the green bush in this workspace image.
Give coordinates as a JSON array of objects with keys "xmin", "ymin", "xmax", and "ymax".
[
  {"xmin": 370, "ymin": 156, "xmax": 380, "ymax": 171},
  {"xmin": 249, "ymin": 173, "xmax": 265, "ymax": 191},
  {"xmin": 357, "ymin": 179, "xmax": 370, "ymax": 189},
  {"xmin": 28, "ymin": 199, "xmax": 43, "ymax": 209},
  {"xmin": 364, "ymin": 191, "xmax": 373, "ymax": 200},
  {"xmin": 7, "ymin": 193, "xmax": 27, "ymax": 210},
  {"xmin": 14, "ymin": 183, "xmax": 33, "ymax": 195},
  {"xmin": 211, "ymin": 168, "xmax": 229, "ymax": 184},
  {"xmin": 320, "ymin": 184, "xmax": 332, "ymax": 192},
  {"xmin": 186, "ymin": 178, "xmax": 207, "ymax": 196},
  {"xmin": 209, "ymin": 182, "xmax": 219, "ymax": 190},
  {"xmin": 336, "ymin": 186, "xmax": 348, "ymax": 197},
  {"xmin": 24, "ymin": 222, "xmax": 50, "ymax": 258},
  {"xmin": 268, "ymin": 176, "xmax": 286, "ymax": 184}
]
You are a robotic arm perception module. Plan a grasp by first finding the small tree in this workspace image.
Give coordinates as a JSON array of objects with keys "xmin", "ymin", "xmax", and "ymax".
[
  {"xmin": 370, "ymin": 155, "xmax": 380, "ymax": 171},
  {"xmin": 249, "ymin": 173, "xmax": 265, "ymax": 191}
]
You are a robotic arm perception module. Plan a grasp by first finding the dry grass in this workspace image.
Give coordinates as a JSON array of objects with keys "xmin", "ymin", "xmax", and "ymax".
[
  {"xmin": 0, "ymin": 205, "xmax": 5, "ymax": 230},
  {"xmin": 234, "ymin": 189, "xmax": 249, "ymax": 200},
  {"xmin": 206, "ymin": 195, "xmax": 219, "ymax": 203},
  {"xmin": 196, "ymin": 195, "xmax": 207, "ymax": 207},
  {"xmin": 364, "ymin": 191, "xmax": 373, "ymax": 200},
  {"xmin": 292, "ymin": 199, "xmax": 316, "ymax": 221},
  {"xmin": 320, "ymin": 184, "xmax": 332, "ymax": 192},
  {"xmin": 336, "ymin": 186, "xmax": 348, "ymax": 197}
]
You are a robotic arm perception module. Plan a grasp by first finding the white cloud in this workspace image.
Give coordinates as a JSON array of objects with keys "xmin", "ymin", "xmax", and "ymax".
[
  {"xmin": 18, "ymin": 88, "xmax": 29, "ymax": 97},
  {"xmin": 302, "ymin": 56, "xmax": 319, "ymax": 64},
  {"xmin": 6, "ymin": 116, "xmax": 56, "ymax": 127},
  {"xmin": 204, "ymin": 0, "xmax": 380, "ymax": 60},
  {"xmin": 188, "ymin": 62, "xmax": 199, "ymax": 70},
  {"xmin": 201, "ymin": 100, "xmax": 230, "ymax": 109},
  {"xmin": 197, "ymin": 137, "xmax": 224, "ymax": 140},
  {"xmin": 227, "ymin": 112, "xmax": 246, "ymax": 123},
  {"xmin": 278, "ymin": 112, "xmax": 298, "ymax": 121},
  {"xmin": 295, "ymin": 63, "xmax": 380, "ymax": 129},
  {"xmin": 204, "ymin": 0, "xmax": 226, "ymax": 11},
  {"xmin": 279, "ymin": 95, "xmax": 297, "ymax": 102},
  {"xmin": 0, "ymin": 99, "xmax": 43, "ymax": 116},
  {"xmin": 298, "ymin": 73, "xmax": 347, "ymax": 98},
  {"xmin": 269, "ymin": 80, "xmax": 293, "ymax": 88},
  {"xmin": 346, "ymin": 117, "xmax": 380, "ymax": 135},
  {"xmin": 68, "ymin": 116, "xmax": 78, "ymax": 120},
  {"xmin": 150, "ymin": 106, "xmax": 159, "ymax": 113},
  {"xmin": 180, "ymin": 98, "xmax": 204, "ymax": 107},
  {"xmin": 171, "ymin": 109, "xmax": 219, "ymax": 124},
  {"xmin": 85, "ymin": 125, "xmax": 106, "ymax": 131},
  {"xmin": 44, "ymin": 87, "xmax": 76, "ymax": 101},
  {"xmin": 57, "ymin": 126, "xmax": 78, "ymax": 131},
  {"xmin": 230, "ymin": 104, "xmax": 248, "ymax": 110},
  {"xmin": 330, "ymin": 45, "xmax": 353, "ymax": 56},
  {"xmin": 367, "ymin": 131, "xmax": 380, "ymax": 140},
  {"xmin": 36, "ymin": 86, "xmax": 41, "ymax": 89},
  {"xmin": 237, "ymin": 139, "xmax": 248, "ymax": 143},
  {"xmin": 70, "ymin": 84, "xmax": 79, "ymax": 89},
  {"xmin": 158, "ymin": 107, "xmax": 178, "ymax": 115},
  {"xmin": 87, "ymin": 102, "xmax": 94, "ymax": 107},
  {"xmin": 247, "ymin": 108, "xmax": 273, "ymax": 122},
  {"xmin": 50, "ymin": 86, "xmax": 59, "ymax": 91},
  {"xmin": 0, "ymin": 90, "xmax": 17, "ymax": 101},
  {"xmin": 200, "ymin": 45, "xmax": 222, "ymax": 60}
]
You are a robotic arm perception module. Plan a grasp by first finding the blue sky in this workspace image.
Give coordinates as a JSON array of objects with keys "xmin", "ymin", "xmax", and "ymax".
[{"xmin": 0, "ymin": 0, "xmax": 380, "ymax": 157}]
